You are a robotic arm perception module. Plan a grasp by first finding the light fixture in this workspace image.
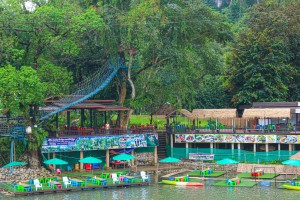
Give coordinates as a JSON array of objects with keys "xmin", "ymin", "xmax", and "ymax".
[{"xmin": 26, "ymin": 126, "xmax": 32, "ymax": 134}]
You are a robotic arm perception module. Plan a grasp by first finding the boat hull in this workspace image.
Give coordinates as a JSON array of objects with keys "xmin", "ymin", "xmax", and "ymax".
[
  {"xmin": 162, "ymin": 180, "xmax": 204, "ymax": 186},
  {"xmin": 283, "ymin": 185, "xmax": 300, "ymax": 190}
]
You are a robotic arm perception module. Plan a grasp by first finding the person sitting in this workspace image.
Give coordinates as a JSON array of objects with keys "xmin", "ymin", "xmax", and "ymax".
[
  {"xmin": 105, "ymin": 122, "xmax": 110, "ymax": 134},
  {"xmin": 48, "ymin": 165, "xmax": 54, "ymax": 173}
]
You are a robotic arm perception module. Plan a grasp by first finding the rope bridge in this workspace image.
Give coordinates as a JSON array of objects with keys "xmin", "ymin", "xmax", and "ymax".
[{"xmin": 40, "ymin": 61, "xmax": 120, "ymax": 122}]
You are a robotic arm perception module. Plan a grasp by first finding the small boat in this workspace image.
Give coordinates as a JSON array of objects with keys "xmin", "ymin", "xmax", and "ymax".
[
  {"xmin": 283, "ymin": 185, "xmax": 300, "ymax": 191},
  {"xmin": 162, "ymin": 180, "xmax": 204, "ymax": 186}
]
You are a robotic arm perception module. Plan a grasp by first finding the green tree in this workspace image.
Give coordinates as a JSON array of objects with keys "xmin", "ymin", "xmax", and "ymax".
[{"xmin": 225, "ymin": 2, "xmax": 300, "ymax": 105}]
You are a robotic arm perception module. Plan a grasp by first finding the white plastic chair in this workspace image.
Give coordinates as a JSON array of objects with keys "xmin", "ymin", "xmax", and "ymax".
[
  {"xmin": 33, "ymin": 179, "xmax": 43, "ymax": 191},
  {"xmin": 62, "ymin": 177, "xmax": 71, "ymax": 188},
  {"xmin": 140, "ymin": 171, "xmax": 149, "ymax": 182},
  {"xmin": 111, "ymin": 173, "xmax": 120, "ymax": 184}
]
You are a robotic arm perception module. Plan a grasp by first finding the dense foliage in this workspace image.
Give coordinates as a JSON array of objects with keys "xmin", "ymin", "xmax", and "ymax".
[{"xmin": 0, "ymin": 0, "xmax": 299, "ymax": 163}]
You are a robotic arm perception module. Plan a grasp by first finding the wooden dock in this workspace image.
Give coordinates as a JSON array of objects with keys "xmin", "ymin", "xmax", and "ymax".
[{"xmin": 11, "ymin": 182, "xmax": 150, "ymax": 197}]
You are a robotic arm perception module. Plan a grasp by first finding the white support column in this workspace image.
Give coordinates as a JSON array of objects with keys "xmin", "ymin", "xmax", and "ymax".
[
  {"xmin": 289, "ymin": 144, "xmax": 293, "ymax": 151},
  {"xmin": 237, "ymin": 143, "xmax": 241, "ymax": 150},
  {"xmin": 278, "ymin": 143, "xmax": 281, "ymax": 151},
  {"xmin": 265, "ymin": 144, "xmax": 269, "ymax": 152},
  {"xmin": 253, "ymin": 144, "xmax": 256, "ymax": 152},
  {"xmin": 210, "ymin": 143, "xmax": 214, "ymax": 154},
  {"xmin": 186, "ymin": 143, "xmax": 189, "ymax": 158},
  {"xmin": 231, "ymin": 143, "xmax": 235, "ymax": 150}
]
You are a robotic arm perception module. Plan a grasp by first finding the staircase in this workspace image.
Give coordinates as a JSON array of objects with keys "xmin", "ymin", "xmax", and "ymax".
[{"xmin": 157, "ymin": 132, "xmax": 167, "ymax": 159}]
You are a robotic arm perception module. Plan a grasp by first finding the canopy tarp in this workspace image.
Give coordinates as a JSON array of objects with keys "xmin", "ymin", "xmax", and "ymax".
[
  {"xmin": 192, "ymin": 109, "xmax": 237, "ymax": 119},
  {"xmin": 242, "ymin": 108, "xmax": 291, "ymax": 118}
]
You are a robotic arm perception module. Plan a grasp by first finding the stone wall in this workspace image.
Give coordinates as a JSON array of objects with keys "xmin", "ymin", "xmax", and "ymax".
[
  {"xmin": 0, "ymin": 156, "xmax": 53, "ymax": 183},
  {"xmin": 135, "ymin": 152, "xmax": 154, "ymax": 166},
  {"xmin": 237, "ymin": 163, "xmax": 300, "ymax": 174},
  {"xmin": 0, "ymin": 167, "xmax": 53, "ymax": 183}
]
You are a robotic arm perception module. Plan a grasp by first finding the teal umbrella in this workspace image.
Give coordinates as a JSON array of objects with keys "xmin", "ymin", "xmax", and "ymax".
[
  {"xmin": 159, "ymin": 157, "xmax": 181, "ymax": 163},
  {"xmin": 282, "ymin": 159, "xmax": 300, "ymax": 177},
  {"xmin": 79, "ymin": 156, "xmax": 102, "ymax": 164},
  {"xmin": 216, "ymin": 158, "xmax": 239, "ymax": 165},
  {"xmin": 44, "ymin": 158, "xmax": 68, "ymax": 165},
  {"xmin": 282, "ymin": 160, "xmax": 300, "ymax": 166},
  {"xmin": 158, "ymin": 157, "xmax": 181, "ymax": 172},
  {"xmin": 216, "ymin": 158, "xmax": 239, "ymax": 177},
  {"xmin": 2, "ymin": 161, "xmax": 27, "ymax": 168},
  {"xmin": 112, "ymin": 154, "xmax": 135, "ymax": 169},
  {"xmin": 113, "ymin": 154, "xmax": 135, "ymax": 161}
]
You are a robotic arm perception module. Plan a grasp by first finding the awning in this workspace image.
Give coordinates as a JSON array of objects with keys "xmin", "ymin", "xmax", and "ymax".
[
  {"xmin": 179, "ymin": 109, "xmax": 195, "ymax": 120},
  {"xmin": 242, "ymin": 108, "xmax": 291, "ymax": 118},
  {"xmin": 192, "ymin": 109, "xmax": 237, "ymax": 119}
]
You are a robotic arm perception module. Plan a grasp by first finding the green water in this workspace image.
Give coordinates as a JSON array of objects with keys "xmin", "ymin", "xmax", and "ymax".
[{"xmin": 0, "ymin": 179, "xmax": 299, "ymax": 200}]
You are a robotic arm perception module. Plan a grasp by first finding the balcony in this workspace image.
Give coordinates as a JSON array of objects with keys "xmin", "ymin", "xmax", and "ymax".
[
  {"xmin": 48, "ymin": 125, "xmax": 155, "ymax": 138},
  {"xmin": 166, "ymin": 124, "xmax": 300, "ymax": 135}
]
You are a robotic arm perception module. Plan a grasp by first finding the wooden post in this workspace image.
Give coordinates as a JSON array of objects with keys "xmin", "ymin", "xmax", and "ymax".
[
  {"xmin": 170, "ymin": 134, "xmax": 173, "ymax": 157},
  {"xmin": 53, "ymin": 152, "xmax": 56, "ymax": 170},
  {"xmin": 80, "ymin": 151, "xmax": 83, "ymax": 170},
  {"xmin": 154, "ymin": 146, "xmax": 158, "ymax": 164},
  {"xmin": 131, "ymin": 150, "xmax": 135, "ymax": 166},
  {"xmin": 106, "ymin": 150, "xmax": 110, "ymax": 168}
]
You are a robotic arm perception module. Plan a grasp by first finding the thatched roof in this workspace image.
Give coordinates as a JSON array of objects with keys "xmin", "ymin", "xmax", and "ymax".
[
  {"xmin": 242, "ymin": 108, "xmax": 291, "ymax": 118},
  {"xmin": 151, "ymin": 103, "xmax": 176, "ymax": 116},
  {"xmin": 179, "ymin": 109, "xmax": 195, "ymax": 120},
  {"xmin": 290, "ymin": 152, "xmax": 300, "ymax": 160},
  {"xmin": 192, "ymin": 109, "xmax": 237, "ymax": 119}
]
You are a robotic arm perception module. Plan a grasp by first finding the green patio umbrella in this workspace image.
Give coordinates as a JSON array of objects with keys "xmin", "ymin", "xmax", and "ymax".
[
  {"xmin": 159, "ymin": 157, "xmax": 181, "ymax": 163},
  {"xmin": 112, "ymin": 154, "xmax": 135, "ymax": 169},
  {"xmin": 79, "ymin": 156, "xmax": 102, "ymax": 173},
  {"xmin": 216, "ymin": 158, "xmax": 239, "ymax": 165},
  {"xmin": 158, "ymin": 157, "xmax": 181, "ymax": 172},
  {"xmin": 79, "ymin": 156, "xmax": 102, "ymax": 164},
  {"xmin": 2, "ymin": 161, "xmax": 27, "ymax": 168},
  {"xmin": 113, "ymin": 153, "xmax": 135, "ymax": 161},
  {"xmin": 216, "ymin": 158, "xmax": 239, "ymax": 177},
  {"xmin": 282, "ymin": 160, "xmax": 300, "ymax": 166},
  {"xmin": 44, "ymin": 158, "xmax": 68, "ymax": 165},
  {"xmin": 282, "ymin": 159, "xmax": 300, "ymax": 178}
]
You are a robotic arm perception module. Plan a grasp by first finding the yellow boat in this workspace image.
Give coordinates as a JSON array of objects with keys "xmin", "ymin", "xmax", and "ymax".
[{"xmin": 283, "ymin": 185, "xmax": 300, "ymax": 190}]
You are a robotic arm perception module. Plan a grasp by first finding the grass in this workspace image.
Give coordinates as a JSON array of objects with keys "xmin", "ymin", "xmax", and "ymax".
[
  {"xmin": 237, "ymin": 173, "xmax": 278, "ymax": 179},
  {"xmin": 213, "ymin": 180, "xmax": 258, "ymax": 187},
  {"xmin": 188, "ymin": 171, "xmax": 225, "ymax": 177}
]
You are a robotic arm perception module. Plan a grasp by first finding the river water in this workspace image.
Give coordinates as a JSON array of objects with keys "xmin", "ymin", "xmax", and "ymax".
[{"xmin": 0, "ymin": 179, "xmax": 298, "ymax": 200}]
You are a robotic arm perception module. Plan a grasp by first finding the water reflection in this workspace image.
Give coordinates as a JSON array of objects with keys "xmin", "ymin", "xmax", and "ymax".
[{"xmin": 1, "ymin": 176, "xmax": 299, "ymax": 200}]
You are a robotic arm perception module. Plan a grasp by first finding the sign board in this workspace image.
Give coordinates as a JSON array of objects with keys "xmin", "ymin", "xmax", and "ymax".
[
  {"xmin": 41, "ymin": 133, "xmax": 158, "ymax": 153},
  {"xmin": 189, "ymin": 153, "xmax": 214, "ymax": 161}
]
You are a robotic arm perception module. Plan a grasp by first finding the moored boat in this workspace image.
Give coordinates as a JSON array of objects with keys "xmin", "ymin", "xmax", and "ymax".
[
  {"xmin": 162, "ymin": 180, "xmax": 204, "ymax": 186},
  {"xmin": 283, "ymin": 185, "xmax": 300, "ymax": 191}
]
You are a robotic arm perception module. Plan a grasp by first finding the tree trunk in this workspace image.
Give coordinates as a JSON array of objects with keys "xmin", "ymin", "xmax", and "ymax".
[
  {"xmin": 118, "ymin": 69, "xmax": 127, "ymax": 106},
  {"xmin": 127, "ymin": 50, "xmax": 135, "ymax": 100}
]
